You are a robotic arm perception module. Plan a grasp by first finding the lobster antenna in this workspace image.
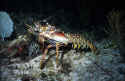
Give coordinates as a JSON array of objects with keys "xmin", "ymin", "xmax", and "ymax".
[{"xmin": 25, "ymin": 24, "xmax": 33, "ymax": 29}]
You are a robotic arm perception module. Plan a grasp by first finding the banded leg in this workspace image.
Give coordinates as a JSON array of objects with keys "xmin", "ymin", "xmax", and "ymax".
[
  {"xmin": 40, "ymin": 44, "xmax": 52, "ymax": 69},
  {"xmin": 56, "ymin": 42, "xmax": 60, "ymax": 67}
]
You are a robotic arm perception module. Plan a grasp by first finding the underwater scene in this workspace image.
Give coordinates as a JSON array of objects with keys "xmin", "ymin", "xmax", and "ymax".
[{"xmin": 0, "ymin": 1, "xmax": 125, "ymax": 81}]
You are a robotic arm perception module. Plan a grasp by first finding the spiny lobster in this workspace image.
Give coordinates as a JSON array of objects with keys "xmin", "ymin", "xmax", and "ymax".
[{"xmin": 26, "ymin": 20, "xmax": 99, "ymax": 70}]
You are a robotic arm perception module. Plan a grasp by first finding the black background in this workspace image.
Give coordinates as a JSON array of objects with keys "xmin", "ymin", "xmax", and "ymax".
[{"xmin": 0, "ymin": 0, "xmax": 122, "ymax": 28}]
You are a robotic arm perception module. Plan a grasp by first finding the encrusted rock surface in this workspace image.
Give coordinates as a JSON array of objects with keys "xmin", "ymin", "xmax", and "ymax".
[
  {"xmin": 0, "ymin": 12, "xmax": 125, "ymax": 81},
  {"xmin": 0, "ymin": 42, "xmax": 125, "ymax": 81}
]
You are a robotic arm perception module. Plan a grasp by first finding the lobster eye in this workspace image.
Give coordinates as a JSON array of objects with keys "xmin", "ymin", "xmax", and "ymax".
[
  {"xmin": 34, "ymin": 28, "xmax": 39, "ymax": 32},
  {"xmin": 40, "ymin": 29, "xmax": 42, "ymax": 32},
  {"xmin": 34, "ymin": 28, "xmax": 37, "ymax": 31}
]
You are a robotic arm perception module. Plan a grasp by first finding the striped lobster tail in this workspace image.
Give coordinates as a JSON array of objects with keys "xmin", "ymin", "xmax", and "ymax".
[{"xmin": 65, "ymin": 33, "xmax": 98, "ymax": 54}]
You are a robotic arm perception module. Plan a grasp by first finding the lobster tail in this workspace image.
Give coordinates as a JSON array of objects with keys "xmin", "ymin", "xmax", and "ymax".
[
  {"xmin": 65, "ymin": 33, "xmax": 98, "ymax": 54},
  {"xmin": 83, "ymin": 40, "xmax": 97, "ymax": 54}
]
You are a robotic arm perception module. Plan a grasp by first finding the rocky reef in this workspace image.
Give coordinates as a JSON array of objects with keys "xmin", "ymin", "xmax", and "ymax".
[{"xmin": 0, "ymin": 12, "xmax": 125, "ymax": 81}]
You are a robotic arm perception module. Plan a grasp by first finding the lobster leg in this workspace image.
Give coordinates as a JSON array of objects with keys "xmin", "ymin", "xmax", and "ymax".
[
  {"xmin": 56, "ymin": 42, "xmax": 60, "ymax": 67},
  {"xmin": 40, "ymin": 44, "xmax": 52, "ymax": 69}
]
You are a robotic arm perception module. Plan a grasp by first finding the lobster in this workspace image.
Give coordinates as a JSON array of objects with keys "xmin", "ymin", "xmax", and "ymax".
[{"xmin": 26, "ymin": 20, "xmax": 99, "ymax": 70}]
